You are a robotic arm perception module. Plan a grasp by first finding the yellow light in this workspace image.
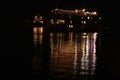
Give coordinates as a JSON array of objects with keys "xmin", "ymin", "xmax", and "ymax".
[
  {"xmin": 60, "ymin": 20, "xmax": 65, "ymax": 23},
  {"xmin": 93, "ymin": 12, "xmax": 97, "ymax": 15},
  {"xmin": 63, "ymin": 20, "xmax": 65, "ymax": 23},
  {"xmin": 69, "ymin": 25, "xmax": 73, "ymax": 28},
  {"xmin": 39, "ymin": 27, "xmax": 43, "ymax": 33},
  {"xmin": 33, "ymin": 27, "xmax": 37, "ymax": 34},
  {"xmin": 84, "ymin": 21, "xmax": 86, "ymax": 24},
  {"xmin": 34, "ymin": 16, "xmax": 38, "ymax": 19},
  {"xmin": 40, "ymin": 21, "xmax": 44, "ymax": 24},
  {"xmin": 87, "ymin": 17, "xmax": 90, "ymax": 19},
  {"xmin": 81, "ymin": 21, "xmax": 86, "ymax": 24},
  {"xmin": 75, "ymin": 9, "xmax": 78, "ymax": 13},
  {"xmin": 83, "ymin": 9, "xmax": 85, "ymax": 12},
  {"xmin": 40, "ymin": 16, "xmax": 43, "ymax": 19},
  {"xmin": 50, "ymin": 19, "xmax": 54, "ymax": 24},
  {"xmin": 51, "ymin": 22, "xmax": 54, "ymax": 24},
  {"xmin": 70, "ymin": 20, "xmax": 72, "ymax": 24},
  {"xmin": 81, "ymin": 21, "xmax": 83, "ymax": 24},
  {"xmin": 50, "ymin": 19, "xmax": 53, "ymax": 22}
]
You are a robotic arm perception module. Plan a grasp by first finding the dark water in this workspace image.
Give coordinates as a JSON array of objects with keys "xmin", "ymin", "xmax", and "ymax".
[{"xmin": 32, "ymin": 27, "xmax": 101, "ymax": 80}]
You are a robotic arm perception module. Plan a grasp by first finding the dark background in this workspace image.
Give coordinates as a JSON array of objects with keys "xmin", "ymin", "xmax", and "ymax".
[
  {"xmin": 0, "ymin": 0, "xmax": 112, "ymax": 53},
  {"xmin": 1, "ymin": 0, "xmax": 117, "ymax": 80},
  {"xmin": 2, "ymin": 0, "xmax": 112, "ymax": 24}
]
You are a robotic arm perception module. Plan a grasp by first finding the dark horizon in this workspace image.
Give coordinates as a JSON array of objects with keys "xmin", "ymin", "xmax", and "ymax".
[{"xmin": 1, "ymin": 0, "xmax": 112, "ymax": 26}]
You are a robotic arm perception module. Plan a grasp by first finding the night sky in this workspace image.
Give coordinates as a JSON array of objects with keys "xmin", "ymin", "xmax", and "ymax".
[{"xmin": 1, "ymin": 0, "xmax": 112, "ymax": 26}]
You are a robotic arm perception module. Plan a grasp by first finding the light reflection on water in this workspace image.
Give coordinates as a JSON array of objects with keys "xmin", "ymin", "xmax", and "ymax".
[
  {"xmin": 33, "ymin": 27, "xmax": 43, "ymax": 46},
  {"xmin": 49, "ymin": 32, "xmax": 97, "ymax": 79},
  {"xmin": 33, "ymin": 27, "xmax": 98, "ymax": 80}
]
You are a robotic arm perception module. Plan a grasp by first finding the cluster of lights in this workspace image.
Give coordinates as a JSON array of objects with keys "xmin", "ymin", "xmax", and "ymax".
[
  {"xmin": 52, "ymin": 8, "xmax": 97, "ymax": 16},
  {"xmin": 81, "ymin": 21, "xmax": 86, "ymax": 24},
  {"xmin": 69, "ymin": 25, "xmax": 73, "ymax": 28},
  {"xmin": 50, "ymin": 19, "xmax": 65, "ymax": 24},
  {"xmin": 85, "ymin": 11, "xmax": 97, "ymax": 16},
  {"xmin": 33, "ymin": 16, "xmax": 44, "ymax": 24},
  {"xmin": 33, "ymin": 8, "xmax": 101, "ymax": 26}
]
